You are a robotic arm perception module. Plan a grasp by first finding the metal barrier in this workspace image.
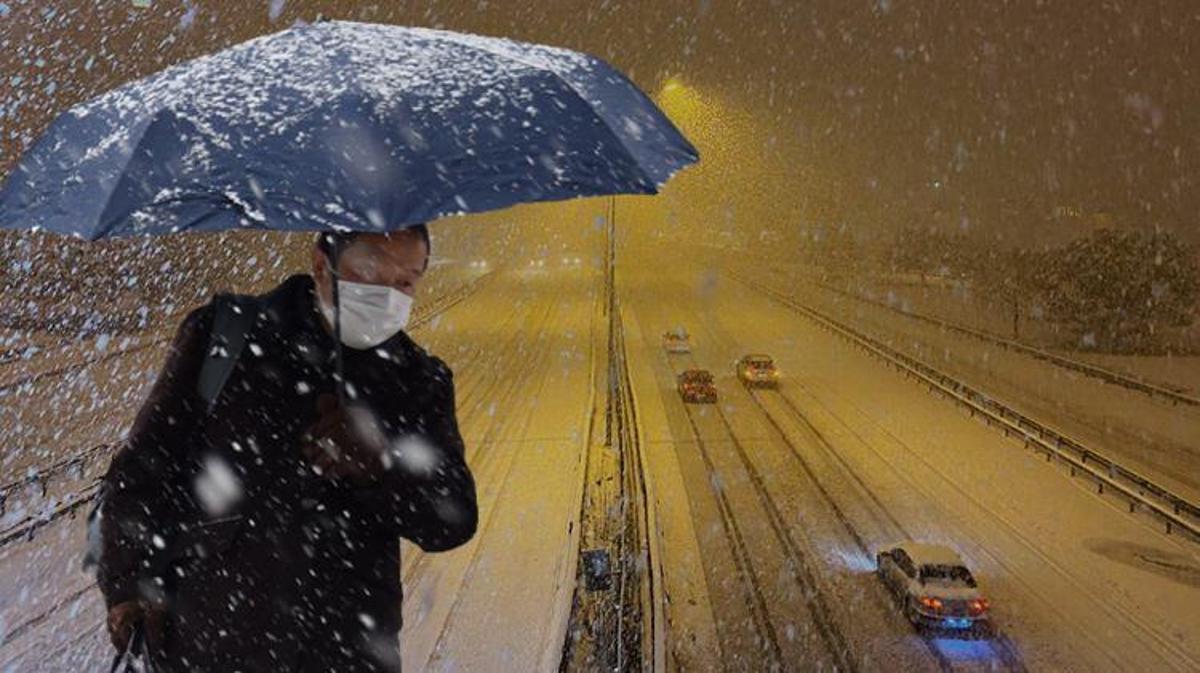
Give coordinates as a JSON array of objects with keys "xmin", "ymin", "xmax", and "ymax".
[{"xmin": 817, "ymin": 281, "xmax": 1200, "ymax": 407}]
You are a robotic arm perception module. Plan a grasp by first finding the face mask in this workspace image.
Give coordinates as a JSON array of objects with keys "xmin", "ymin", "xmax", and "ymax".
[{"xmin": 318, "ymin": 280, "xmax": 413, "ymax": 350}]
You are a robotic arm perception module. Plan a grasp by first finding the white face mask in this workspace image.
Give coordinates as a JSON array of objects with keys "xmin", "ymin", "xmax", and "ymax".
[{"xmin": 318, "ymin": 280, "xmax": 413, "ymax": 350}]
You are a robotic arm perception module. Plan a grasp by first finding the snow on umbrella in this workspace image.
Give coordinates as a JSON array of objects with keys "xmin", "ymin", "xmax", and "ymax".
[{"xmin": 0, "ymin": 20, "xmax": 698, "ymax": 240}]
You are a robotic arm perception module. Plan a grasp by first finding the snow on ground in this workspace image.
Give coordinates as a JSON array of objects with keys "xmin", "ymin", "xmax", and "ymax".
[
  {"xmin": 400, "ymin": 266, "xmax": 598, "ymax": 672},
  {"xmin": 691, "ymin": 260, "xmax": 1200, "ymax": 672},
  {"xmin": 1059, "ymin": 351, "xmax": 1200, "ymax": 396},
  {"xmin": 619, "ymin": 305, "xmax": 722, "ymax": 672},
  {"xmin": 851, "ymin": 272, "xmax": 1195, "ymax": 355},
  {"xmin": 830, "ymin": 272, "xmax": 1200, "ymax": 395},
  {"xmin": 623, "ymin": 263, "xmax": 956, "ymax": 672},
  {"xmin": 857, "ymin": 272, "xmax": 1200, "ymax": 396}
]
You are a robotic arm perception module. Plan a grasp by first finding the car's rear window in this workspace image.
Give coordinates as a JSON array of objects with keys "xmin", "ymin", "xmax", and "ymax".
[{"xmin": 920, "ymin": 564, "xmax": 976, "ymax": 587}]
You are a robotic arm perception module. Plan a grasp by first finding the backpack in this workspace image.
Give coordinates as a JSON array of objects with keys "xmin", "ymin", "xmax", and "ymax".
[{"xmin": 83, "ymin": 294, "xmax": 261, "ymax": 667}]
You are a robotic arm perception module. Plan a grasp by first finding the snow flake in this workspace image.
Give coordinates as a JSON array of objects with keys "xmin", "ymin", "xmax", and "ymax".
[
  {"xmin": 268, "ymin": 0, "xmax": 287, "ymax": 22},
  {"xmin": 194, "ymin": 455, "xmax": 243, "ymax": 517},
  {"xmin": 389, "ymin": 435, "xmax": 440, "ymax": 476}
]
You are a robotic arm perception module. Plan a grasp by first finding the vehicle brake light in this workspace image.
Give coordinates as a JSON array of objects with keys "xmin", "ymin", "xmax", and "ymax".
[
  {"xmin": 969, "ymin": 598, "xmax": 989, "ymax": 614},
  {"xmin": 919, "ymin": 597, "xmax": 943, "ymax": 612}
]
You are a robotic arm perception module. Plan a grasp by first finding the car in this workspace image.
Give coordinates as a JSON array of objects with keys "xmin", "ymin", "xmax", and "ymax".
[
  {"xmin": 736, "ymin": 354, "xmax": 779, "ymax": 387},
  {"xmin": 677, "ymin": 369, "xmax": 718, "ymax": 403},
  {"xmin": 876, "ymin": 542, "xmax": 992, "ymax": 637},
  {"xmin": 662, "ymin": 328, "xmax": 692, "ymax": 354}
]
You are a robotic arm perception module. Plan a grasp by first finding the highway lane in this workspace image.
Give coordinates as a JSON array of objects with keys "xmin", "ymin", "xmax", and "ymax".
[
  {"xmin": 402, "ymin": 264, "xmax": 601, "ymax": 672},
  {"xmin": 621, "ymin": 255, "xmax": 1200, "ymax": 672},
  {"xmin": 623, "ymin": 264, "xmax": 948, "ymax": 673}
]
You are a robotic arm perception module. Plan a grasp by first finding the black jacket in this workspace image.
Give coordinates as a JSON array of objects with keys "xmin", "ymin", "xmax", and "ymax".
[{"xmin": 98, "ymin": 274, "xmax": 477, "ymax": 672}]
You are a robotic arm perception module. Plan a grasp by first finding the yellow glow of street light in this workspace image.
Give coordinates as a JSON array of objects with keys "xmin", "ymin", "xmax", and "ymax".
[{"xmin": 660, "ymin": 76, "xmax": 687, "ymax": 96}]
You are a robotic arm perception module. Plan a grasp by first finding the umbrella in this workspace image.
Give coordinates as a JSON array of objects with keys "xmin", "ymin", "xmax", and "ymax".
[
  {"xmin": 0, "ymin": 20, "xmax": 698, "ymax": 392},
  {"xmin": 0, "ymin": 20, "xmax": 697, "ymax": 240}
]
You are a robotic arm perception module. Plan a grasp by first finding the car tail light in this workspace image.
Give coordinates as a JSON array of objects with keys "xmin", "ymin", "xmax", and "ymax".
[
  {"xmin": 919, "ymin": 597, "xmax": 943, "ymax": 612},
  {"xmin": 969, "ymin": 598, "xmax": 989, "ymax": 615}
]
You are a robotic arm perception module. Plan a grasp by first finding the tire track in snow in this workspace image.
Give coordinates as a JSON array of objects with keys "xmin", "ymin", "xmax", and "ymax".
[
  {"xmin": 753, "ymin": 388, "xmax": 1016, "ymax": 673},
  {"xmin": 784, "ymin": 375, "xmax": 1196, "ymax": 672},
  {"xmin": 677, "ymin": 404, "xmax": 787, "ymax": 672},
  {"xmin": 668, "ymin": 346, "xmax": 852, "ymax": 672}
]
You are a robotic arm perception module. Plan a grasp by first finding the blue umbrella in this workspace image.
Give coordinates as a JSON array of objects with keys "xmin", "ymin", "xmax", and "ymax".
[
  {"xmin": 0, "ymin": 20, "xmax": 697, "ymax": 403},
  {"xmin": 0, "ymin": 20, "xmax": 697, "ymax": 240}
]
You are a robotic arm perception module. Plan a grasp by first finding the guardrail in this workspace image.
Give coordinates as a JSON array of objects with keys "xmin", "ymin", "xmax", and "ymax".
[
  {"xmin": 0, "ymin": 479, "xmax": 102, "ymax": 548},
  {"xmin": 737, "ymin": 274, "xmax": 1200, "ymax": 543},
  {"xmin": 0, "ymin": 443, "xmax": 111, "ymax": 517},
  {"xmin": 816, "ymin": 280, "xmax": 1200, "ymax": 407}
]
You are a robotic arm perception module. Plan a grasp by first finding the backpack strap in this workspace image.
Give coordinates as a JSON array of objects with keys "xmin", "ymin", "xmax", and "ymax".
[{"xmin": 196, "ymin": 294, "xmax": 260, "ymax": 413}]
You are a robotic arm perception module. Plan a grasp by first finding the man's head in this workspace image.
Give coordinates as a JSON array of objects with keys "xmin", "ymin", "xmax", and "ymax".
[{"xmin": 312, "ymin": 225, "xmax": 431, "ymax": 310}]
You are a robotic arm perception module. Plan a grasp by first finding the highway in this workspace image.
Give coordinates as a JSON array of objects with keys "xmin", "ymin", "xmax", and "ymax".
[{"xmin": 1, "ymin": 236, "xmax": 1198, "ymax": 672}]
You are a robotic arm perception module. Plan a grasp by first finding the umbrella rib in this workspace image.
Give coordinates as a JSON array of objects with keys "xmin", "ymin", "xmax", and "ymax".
[
  {"xmin": 87, "ymin": 108, "xmax": 182, "ymax": 240},
  {"xmin": 427, "ymin": 36, "xmax": 660, "ymax": 192}
]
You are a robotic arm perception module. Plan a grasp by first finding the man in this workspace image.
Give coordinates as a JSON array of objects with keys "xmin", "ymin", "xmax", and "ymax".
[{"xmin": 99, "ymin": 226, "xmax": 477, "ymax": 672}]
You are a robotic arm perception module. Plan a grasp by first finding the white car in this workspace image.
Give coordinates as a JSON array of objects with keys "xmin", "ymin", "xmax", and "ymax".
[
  {"xmin": 876, "ymin": 542, "xmax": 992, "ymax": 636},
  {"xmin": 662, "ymin": 328, "xmax": 691, "ymax": 354}
]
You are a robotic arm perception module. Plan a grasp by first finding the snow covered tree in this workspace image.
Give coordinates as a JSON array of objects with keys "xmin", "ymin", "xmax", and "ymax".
[
  {"xmin": 972, "ymin": 247, "xmax": 1044, "ymax": 340},
  {"xmin": 885, "ymin": 226, "xmax": 975, "ymax": 283},
  {"xmin": 1041, "ymin": 229, "xmax": 1198, "ymax": 352}
]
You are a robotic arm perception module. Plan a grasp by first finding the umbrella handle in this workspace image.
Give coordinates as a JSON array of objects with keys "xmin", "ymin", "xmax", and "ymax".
[{"xmin": 109, "ymin": 622, "xmax": 153, "ymax": 673}]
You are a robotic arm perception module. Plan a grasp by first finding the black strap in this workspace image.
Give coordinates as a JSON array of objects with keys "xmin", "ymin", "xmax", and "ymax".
[{"xmin": 196, "ymin": 294, "xmax": 259, "ymax": 413}]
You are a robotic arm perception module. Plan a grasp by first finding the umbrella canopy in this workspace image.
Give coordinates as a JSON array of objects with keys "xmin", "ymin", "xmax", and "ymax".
[{"xmin": 0, "ymin": 21, "xmax": 697, "ymax": 240}]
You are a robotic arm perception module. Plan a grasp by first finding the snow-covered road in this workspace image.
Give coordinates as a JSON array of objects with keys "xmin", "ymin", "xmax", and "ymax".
[
  {"xmin": 1, "ymin": 243, "xmax": 1198, "ymax": 672},
  {"xmin": 730, "ymin": 261, "xmax": 1200, "ymax": 504},
  {"xmin": 619, "ymin": 251, "xmax": 1200, "ymax": 672}
]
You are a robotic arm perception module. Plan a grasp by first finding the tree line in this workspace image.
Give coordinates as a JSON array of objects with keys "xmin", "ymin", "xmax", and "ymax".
[{"xmin": 883, "ymin": 227, "xmax": 1198, "ymax": 354}]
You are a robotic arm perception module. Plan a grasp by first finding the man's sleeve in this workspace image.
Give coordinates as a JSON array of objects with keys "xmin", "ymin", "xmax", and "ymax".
[
  {"xmin": 352, "ymin": 357, "xmax": 478, "ymax": 552},
  {"xmin": 97, "ymin": 305, "xmax": 212, "ymax": 607}
]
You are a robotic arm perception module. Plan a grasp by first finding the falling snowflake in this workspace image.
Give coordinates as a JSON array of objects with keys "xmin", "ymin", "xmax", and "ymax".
[
  {"xmin": 194, "ymin": 455, "xmax": 243, "ymax": 517},
  {"xmin": 389, "ymin": 435, "xmax": 440, "ymax": 476}
]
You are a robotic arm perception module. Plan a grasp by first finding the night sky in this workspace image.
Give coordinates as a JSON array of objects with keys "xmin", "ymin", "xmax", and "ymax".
[{"xmin": 1, "ymin": 1, "xmax": 1196, "ymax": 246}]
